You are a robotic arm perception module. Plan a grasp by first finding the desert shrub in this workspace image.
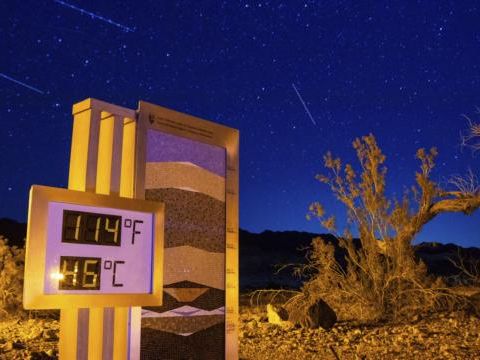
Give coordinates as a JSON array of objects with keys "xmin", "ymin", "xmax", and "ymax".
[
  {"xmin": 302, "ymin": 134, "xmax": 480, "ymax": 322},
  {"xmin": 449, "ymin": 249, "xmax": 480, "ymax": 287},
  {"xmin": 0, "ymin": 236, "xmax": 25, "ymax": 318}
]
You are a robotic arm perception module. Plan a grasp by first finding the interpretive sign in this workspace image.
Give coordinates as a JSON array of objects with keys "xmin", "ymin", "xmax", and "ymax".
[
  {"xmin": 135, "ymin": 101, "xmax": 239, "ymax": 360},
  {"xmin": 23, "ymin": 185, "xmax": 164, "ymax": 309},
  {"xmin": 23, "ymin": 97, "xmax": 237, "ymax": 359}
]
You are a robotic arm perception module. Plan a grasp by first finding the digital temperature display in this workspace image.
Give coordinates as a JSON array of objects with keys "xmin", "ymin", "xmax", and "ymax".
[{"xmin": 23, "ymin": 185, "xmax": 164, "ymax": 309}]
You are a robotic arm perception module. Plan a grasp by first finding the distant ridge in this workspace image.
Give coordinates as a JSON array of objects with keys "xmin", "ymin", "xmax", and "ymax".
[
  {"xmin": 240, "ymin": 229, "xmax": 480, "ymax": 290},
  {"xmin": 0, "ymin": 219, "xmax": 478, "ymax": 290},
  {"xmin": 0, "ymin": 218, "xmax": 26, "ymax": 248}
]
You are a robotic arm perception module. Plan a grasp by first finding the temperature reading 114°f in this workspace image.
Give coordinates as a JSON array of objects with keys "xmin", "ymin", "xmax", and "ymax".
[{"xmin": 62, "ymin": 210, "xmax": 121, "ymax": 246}]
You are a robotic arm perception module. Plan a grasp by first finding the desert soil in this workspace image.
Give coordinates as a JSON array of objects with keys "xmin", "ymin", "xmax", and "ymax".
[
  {"xmin": 0, "ymin": 308, "xmax": 479, "ymax": 359},
  {"xmin": 0, "ymin": 318, "xmax": 58, "ymax": 359},
  {"xmin": 239, "ymin": 306, "xmax": 480, "ymax": 360}
]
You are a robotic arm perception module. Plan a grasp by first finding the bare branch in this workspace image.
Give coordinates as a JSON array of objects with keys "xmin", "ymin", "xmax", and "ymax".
[
  {"xmin": 448, "ymin": 169, "xmax": 480, "ymax": 195},
  {"xmin": 460, "ymin": 114, "xmax": 480, "ymax": 154}
]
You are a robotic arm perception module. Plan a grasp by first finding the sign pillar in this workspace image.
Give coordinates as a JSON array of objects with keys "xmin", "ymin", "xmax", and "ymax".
[
  {"xmin": 62, "ymin": 99, "xmax": 138, "ymax": 359},
  {"xmin": 36, "ymin": 97, "xmax": 239, "ymax": 359}
]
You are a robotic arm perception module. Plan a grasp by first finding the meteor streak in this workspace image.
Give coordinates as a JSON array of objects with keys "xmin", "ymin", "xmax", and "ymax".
[
  {"xmin": 0, "ymin": 73, "xmax": 45, "ymax": 95},
  {"xmin": 53, "ymin": 0, "xmax": 135, "ymax": 33},
  {"xmin": 292, "ymin": 83, "xmax": 317, "ymax": 126}
]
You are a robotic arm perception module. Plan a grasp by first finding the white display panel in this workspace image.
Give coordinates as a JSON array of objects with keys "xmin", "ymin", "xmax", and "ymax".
[{"xmin": 44, "ymin": 202, "xmax": 154, "ymax": 295}]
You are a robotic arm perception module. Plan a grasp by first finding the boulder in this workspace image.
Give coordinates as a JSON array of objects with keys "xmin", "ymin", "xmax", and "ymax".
[
  {"xmin": 266, "ymin": 304, "xmax": 289, "ymax": 325},
  {"xmin": 12, "ymin": 340, "xmax": 26, "ymax": 349},
  {"xmin": 298, "ymin": 299, "xmax": 337, "ymax": 330}
]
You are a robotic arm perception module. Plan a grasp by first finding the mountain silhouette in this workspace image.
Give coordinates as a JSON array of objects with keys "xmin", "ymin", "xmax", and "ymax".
[{"xmin": 0, "ymin": 218, "xmax": 478, "ymax": 290}]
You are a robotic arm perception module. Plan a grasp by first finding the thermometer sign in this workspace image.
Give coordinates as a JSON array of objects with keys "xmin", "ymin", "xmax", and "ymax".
[{"xmin": 23, "ymin": 185, "xmax": 164, "ymax": 309}]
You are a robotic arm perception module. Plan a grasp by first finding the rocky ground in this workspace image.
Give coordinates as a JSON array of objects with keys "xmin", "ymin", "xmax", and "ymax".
[
  {"xmin": 0, "ymin": 308, "xmax": 479, "ymax": 359},
  {"xmin": 239, "ymin": 306, "xmax": 480, "ymax": 360},
  {"xmin": 0, "ymin": 318, "xmax": 58, "ymax": 359}
]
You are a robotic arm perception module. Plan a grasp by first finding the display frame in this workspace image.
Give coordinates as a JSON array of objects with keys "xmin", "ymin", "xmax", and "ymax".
[{"xmin": 23, "ymin": 185, "xmax": 164, "ymax": 309}]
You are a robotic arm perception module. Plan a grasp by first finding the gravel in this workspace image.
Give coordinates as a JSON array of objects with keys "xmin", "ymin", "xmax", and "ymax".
[
  {"xmin": 239, "ymin": 307, "xmax": 480, "ymax": 360},
  {"xmin": 1, "ymin": 309, "xmax": 479, "ymax": 359},
  {"xmin": 0, "ymin": 318, "xmax": 58, "ymax": 359}
]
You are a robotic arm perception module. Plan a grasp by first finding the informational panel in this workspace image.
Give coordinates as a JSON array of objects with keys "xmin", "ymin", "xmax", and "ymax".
[
  {"xmin": 23, "ymin": 185, "xmax": 164, "ymax": 309},
  {"xmin": 136, "ymin": 101, "xmax": 239, "ymax": 360}
]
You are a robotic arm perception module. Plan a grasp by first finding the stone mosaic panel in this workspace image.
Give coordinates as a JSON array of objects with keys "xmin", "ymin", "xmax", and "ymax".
[
  {"xmin": 146, "ymin": 188, "xmax": 225, "ymax": 252},
  {"xmin": 141, "ymin": 323, "xmax": 225, "ymax": 360},
  {"xmin": 145, "ymin": 162, "xmax": 225, "ymax": 202},
  {"xmin": 146, "ymin": 130, "xmax": 225, "ymax": 177},
  {"xmin": 141, "ymin": 129, "xmax": 226, "ymax": 359}
]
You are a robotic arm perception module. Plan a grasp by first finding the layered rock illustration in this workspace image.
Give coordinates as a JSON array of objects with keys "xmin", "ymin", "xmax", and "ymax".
[{"xmin": 141, "ymin": 130, "xmax": 226, "ymax": 359}]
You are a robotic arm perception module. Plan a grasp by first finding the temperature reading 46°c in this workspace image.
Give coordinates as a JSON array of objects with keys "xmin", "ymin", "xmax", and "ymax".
[{"xmin": 58, "ymin": 256, "xmax": 101, "ymax": 290}]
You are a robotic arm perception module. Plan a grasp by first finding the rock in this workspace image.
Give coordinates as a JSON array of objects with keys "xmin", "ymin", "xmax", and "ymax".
[
  {"xmin": 259, "ymin": 315, "xmax": 268, "ymax": 322},
  {"xmin": 42, "ymin": 329, "xmax": 59, "ymax": 342},
  {"xmin": 303, "ymin": 299, "xmax": 337, "ymax": 330},
  {"xmin": 30, "ymin": 351, "xmax": 53, "ymax": 360},
  {"xmin": 27, "ymin": 327, "xmax": 43, "ymax": 340},
  {"xmin": 45, "ymin": 349, "xmax": 56, "ymax": 357},
  {"xmin": 245, "ymin": 319, "xmax": 258, "ymax": 330},
  {"xmin": 12, "ymin": 340, "xmax": 26, "ymax": 349},
  {"xmin": 266, "ymin": 304, "xmax": 289, "ymax": 325}
]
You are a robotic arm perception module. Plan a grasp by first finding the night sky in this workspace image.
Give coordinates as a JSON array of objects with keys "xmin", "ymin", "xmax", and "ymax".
[{"xmin": 1, "ymin": 1, "xmax": 480, "ymax": 247}]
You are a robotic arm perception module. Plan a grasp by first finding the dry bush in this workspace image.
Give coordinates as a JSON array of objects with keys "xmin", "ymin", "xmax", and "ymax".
[
  {"xmin": 302, "ymin": 134, "xmax": 480, "ymax": 322},
  {"xmin": 0, "ymin": 236, "xmax": 25, "ymax": 318},
  {"xmin": 449, "ymin": 250, "xmax": 480, "ymax": 287}
]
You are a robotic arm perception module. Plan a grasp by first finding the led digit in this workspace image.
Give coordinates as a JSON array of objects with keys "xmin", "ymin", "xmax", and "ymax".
[
  {"xmin": 60, "ymin": 257, "xmax": 78, "ymax": 288},
  {"xmin": 82, "ymin": 259, "xmax": 100, "ymax": 288},
  {"xmin": 85, "ymin": 215, "xmax": 101, "ymax": 242},
  {"xmin": 63, "ymin": 212, "xmax": 82, "ymax": 242},
  {"xmin": 105, "ymin": 217, "xmax": 120, "ymax": 244}
]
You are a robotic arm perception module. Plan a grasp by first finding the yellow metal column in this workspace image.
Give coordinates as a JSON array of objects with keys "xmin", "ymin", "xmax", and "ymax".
[
  {"xmin": 62, "ymin": 102, "xmax": 101, "ymax": 360},
  {"xmin": 85, "ymin": 111, "xmax": 116, "ymax": 359},
  {"xmin": 68, "ymin": 106, "xmax": 101, "ymax": 192},
  {"xmin": 113, "ymin": 307, "xmax": 130, "ymax": 360},
  {"xmin": 116, "ymin": 117, "xmax": 138, "ymax": 359},
  {"xmin": 87, "ymin": 308, "xmax": 104, "ymax": 360},
  {"xmin": 63, "ymin": 98, "xmax": 138, "ymax": 360},
  {"xmin": 59, "ymin": 307, "xmax": 79, "ymax": 359}
]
